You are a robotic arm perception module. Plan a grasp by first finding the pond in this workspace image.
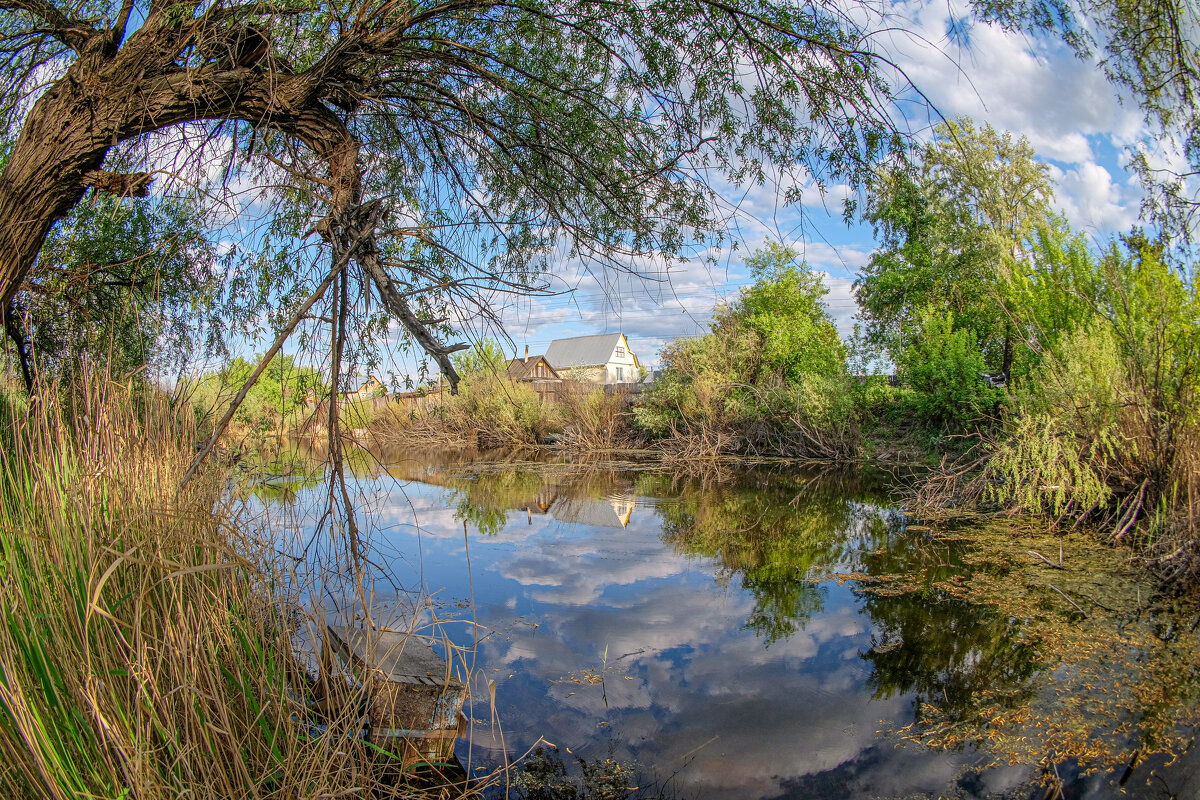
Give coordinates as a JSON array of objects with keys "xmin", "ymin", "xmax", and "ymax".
[{"xmin": 249, "ymin": 444, "xmax": 1200, "ymax": 799}]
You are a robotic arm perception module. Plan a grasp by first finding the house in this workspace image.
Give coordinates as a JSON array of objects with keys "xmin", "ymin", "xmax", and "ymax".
[
  {"xmin": 506, "ymin": 350, "xmax": 563, "ymax": 402},
  {"xmin": 544, "ymin": 333, "xmax": 640, "ymax": 384},
  {"xmin": 345, "ymin": 376, "xmax": 385, "ymax": 399},
  {"xmin": 549, "ymin": 494, "xmax": 637, "ymax": 528},
  {"xmin": 505, "ymin": 351, "xmax": 561, "ymax": 383}
]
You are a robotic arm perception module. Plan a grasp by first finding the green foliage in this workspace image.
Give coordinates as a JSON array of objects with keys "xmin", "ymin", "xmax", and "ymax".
[
  {"xmin": 974, "ymin": 0, "xmax": 1200, "ymax": 246},
  {"xmin": 895, "ymin": 308, "xmax": 1002, "ymax": 426},
  {"xmin": 730, "ymin": 241, "xmax": 847, "ymax": 383},
  {"xmin": 985, "ymin": 413, "xmax": 1115, "ymax": 519},
  {"xmin": 636, "ymin": 243, "xmax": 855, "ymax": 458},
  {"xmin": 858, "ymin": 117, "xmax": 1055, "ymax": 380},
  {"xmin": 452, "ymin": 339, "xmax": 509, "ymax": 378},
  {"xmin": 187, "ymin": 353, "xmax": 326, "ymax": 438},
  {"xmin": 989, "ymin": 234, "xmax": 1200, "ymax": 544},
  {"xmin": 23, "ymin": 194, "xmax": 219, "ymax": 380}
]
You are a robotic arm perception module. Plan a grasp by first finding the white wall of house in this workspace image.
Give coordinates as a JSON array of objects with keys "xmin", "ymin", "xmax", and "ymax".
[{"xmin": 605, "ymin": 335, "xmax": 639, "ymax": 383}]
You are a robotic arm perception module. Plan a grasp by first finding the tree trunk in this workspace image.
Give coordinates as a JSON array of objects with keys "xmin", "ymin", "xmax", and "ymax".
[
  {"xmin": 0, "ymin": 81, "xmax": 112, "ymax": 318},
  {"xmin": 1001, "ymin": 321, "xmax": 1014, "ymax": 381}
]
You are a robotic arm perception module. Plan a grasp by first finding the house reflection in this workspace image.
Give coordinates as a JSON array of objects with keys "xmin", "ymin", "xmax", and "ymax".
[{"xmin": 546, "ymin": 494, "xmax": 636, "ymax": 528}]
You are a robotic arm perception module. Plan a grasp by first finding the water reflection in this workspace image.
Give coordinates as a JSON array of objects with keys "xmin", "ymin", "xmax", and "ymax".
[
  {"xmin": 250, "ymin": 443, "xmax": 1198, "ymax": 799},
  {"xmin": 642, "ymin": 471, "xmax": 874, "ymax": 646},
  {"xmin": 852, "ymin": 526, "xmax": 1041, "ymax": 725}
]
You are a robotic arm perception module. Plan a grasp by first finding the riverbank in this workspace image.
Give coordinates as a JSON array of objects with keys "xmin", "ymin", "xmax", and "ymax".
[
  {"xmin": 359, "ymin": 369, "xmax": 1197, "ymax": 596},
  {"xmin": 0, "ymin": 377, "xmax": 482, "ymax": 800}
]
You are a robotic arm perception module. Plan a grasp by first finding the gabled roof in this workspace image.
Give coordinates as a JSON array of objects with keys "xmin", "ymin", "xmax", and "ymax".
[
  {"xmin": 505, "ymin": 356, "xmax": 561, "ymax": 381},
  {"xmin": 545, "ymin": 333, "xmax": 632, "ymax": 368}
]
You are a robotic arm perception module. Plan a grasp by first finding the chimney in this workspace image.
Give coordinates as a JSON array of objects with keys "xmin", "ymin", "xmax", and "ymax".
[{"xmin": 525, "ymin": 345, "xmax": 530, "ymax": 364}]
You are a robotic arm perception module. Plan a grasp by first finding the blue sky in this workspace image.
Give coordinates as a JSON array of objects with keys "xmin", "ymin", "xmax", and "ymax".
[
  {"xmin": 183, "ymin": 0, "xmax": 1172, "ymax": 383},
  {"xmin": 423, "ymin": 0, "xmax": 1164, "ymax": 375}
]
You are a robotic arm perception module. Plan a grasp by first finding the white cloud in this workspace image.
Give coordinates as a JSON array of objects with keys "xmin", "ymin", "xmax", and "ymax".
[{"xmin": 1049, "ymin": 161, "xmax": 1140, "ymax": 233}]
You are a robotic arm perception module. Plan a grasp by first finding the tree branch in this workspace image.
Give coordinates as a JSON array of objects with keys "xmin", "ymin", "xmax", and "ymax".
[
  {"xmin": 0, "ymin": 0, "xmax": 96, "ymax": 50},
  {"xmin": 81, "ymin": 169, "xmax": 153, "ymax": 197}
]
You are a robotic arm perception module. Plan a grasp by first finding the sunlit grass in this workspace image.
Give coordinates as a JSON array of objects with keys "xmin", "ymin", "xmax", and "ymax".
[{"xmin": 0, "ymin": 373, "xmax": 477, "ymax": 798}]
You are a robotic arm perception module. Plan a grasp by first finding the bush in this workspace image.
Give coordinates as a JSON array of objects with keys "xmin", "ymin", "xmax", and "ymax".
[
  {"xmin": 635, "ymin": 244, "xmax": 858, "ymax": 460},
  {"xmin": 558, "ymin": 384, "xmax": 637, "ymax": 450},
  {"xmin": 896, "ymin": 308, "xmax": 1002, "ymax": 426}
]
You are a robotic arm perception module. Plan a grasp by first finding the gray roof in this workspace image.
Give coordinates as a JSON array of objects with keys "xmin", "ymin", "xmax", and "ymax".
[
  {"xmin": 545, "ymin": 333, "xmax": 627, "ymax": 368},
  {"xmin": 549, "ymin": 495, "xmax": 636, "ymax": 528}
]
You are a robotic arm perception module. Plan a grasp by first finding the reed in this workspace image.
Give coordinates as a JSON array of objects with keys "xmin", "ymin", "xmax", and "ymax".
[
  {"xmin": 376, "ymin": 375, "xmax": 562, "ymax": 450},
  {"xmin": 554, "ymin": 385, "xmax": 640, "ymax": 452},
  {"xmin": 0, "ymin": 373, "xmax": 464, "ymax": 799}
]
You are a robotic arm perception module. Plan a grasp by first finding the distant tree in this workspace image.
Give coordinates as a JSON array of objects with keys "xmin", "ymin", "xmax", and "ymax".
[
  {"xmin": 728, "ymin": 241, "xmax": 847, "ymax": 385},
  {"xmin": 188, "ymin": 353, "xmax": 326, "ymax": 436},
  {"xmin": 452, "ymin": 339, "xmax": 510, "ymax": 380},
  {"xmin": 974, "ymin": 0, "xmax": 1200, "ymax": 250},
  {"xmin": 857, "ymin": 118, "xmax": 1056, "ymax": 380},
  {"xmin": 638, "ymin": 243, "xmax": 854, "ymax": 457}
]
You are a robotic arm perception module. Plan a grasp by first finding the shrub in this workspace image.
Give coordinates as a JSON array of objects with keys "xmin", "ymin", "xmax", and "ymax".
[
  {"xmin": 635, "ymin": 244, "xmax": 857, "ymax": 460},
  {"xmin": 896, "ymin": 308, "xmax": 1002, "ymax": 426},
  {"xmin": 557, "ymin": 384, "xmax": 637, "ymax": 450}
]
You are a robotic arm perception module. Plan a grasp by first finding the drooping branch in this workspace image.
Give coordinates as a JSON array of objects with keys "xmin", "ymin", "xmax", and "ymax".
[
  {"xmin": 179, "ymin": 258, "xmax": 342, "ymax": 489},
  {"xmin": 0, "ymin": 0, "xmax": 97, "ymax": 50},
  {"xmin": 1, "ymin": 0, "xmax": 919, "ymax": 396}
]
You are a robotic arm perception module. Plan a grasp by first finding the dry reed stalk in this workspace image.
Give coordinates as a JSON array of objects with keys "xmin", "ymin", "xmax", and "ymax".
[
  {"xmin": 555, "ymin": 385, "xmax": 639, "ymax": 452},
  {"xmin": 0, "ymin": 372, "xmax": 485, "ymax": 799}
]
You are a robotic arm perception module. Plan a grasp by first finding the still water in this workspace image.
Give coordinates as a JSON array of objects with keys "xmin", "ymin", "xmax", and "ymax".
[{"xmin": 251, "ymin": 446, "xmax": 1199, "ymax": 799}]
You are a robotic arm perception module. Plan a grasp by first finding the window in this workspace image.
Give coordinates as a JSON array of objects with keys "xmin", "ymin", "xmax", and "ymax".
[
  {"xmin": 615, "ymin": 366, "xmax": 624, "ymax": 382},
  {"xmin": 615, "ymin": 346, "xmax": 626, "ymax": 358}
]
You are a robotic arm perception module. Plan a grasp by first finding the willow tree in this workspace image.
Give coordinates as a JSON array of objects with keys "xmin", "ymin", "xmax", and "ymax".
[
  {"xmin": 858, "ymin": 118, "xmax": 1055, "ymax": 381},
  {"xmin": 0, "ymin": 0, "xmax": 913, "ymax": 389}
]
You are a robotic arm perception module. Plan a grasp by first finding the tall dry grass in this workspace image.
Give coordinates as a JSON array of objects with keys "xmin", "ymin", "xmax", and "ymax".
[
  {"xmin": 0, "ymin": 373, "xmax": 470, "ymax": 798},
  {"xmin": 554, "ymin": 385, "xmax": 641, "ymax": 452},
  {"xmin": 375, "ymin": 375, "xmax": 562, "ymax": 450}
]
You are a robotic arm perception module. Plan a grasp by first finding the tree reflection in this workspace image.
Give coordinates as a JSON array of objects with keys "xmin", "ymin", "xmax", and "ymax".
[
  {"xmin": 643, "ymin": 471, "xmax": 879, "ymax": 645},
  {"xmin": 850, "ymin": 521, "xmax": 1200, "ymax": 780},
  {"xmin": 850, "ymin": 524, "xmax": 1042, "ymax": 722}
]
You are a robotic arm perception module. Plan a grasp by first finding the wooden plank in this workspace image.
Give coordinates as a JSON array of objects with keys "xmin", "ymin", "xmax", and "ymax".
[
  {"xmin": 328, "ymin": 626, "xmax": 454, "ymax": 687},
  {"xmin": 326, "ymin": 625, "xmax": 467, "ymax": 741}
]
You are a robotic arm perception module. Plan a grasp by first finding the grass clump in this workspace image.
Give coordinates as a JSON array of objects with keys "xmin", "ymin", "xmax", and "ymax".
[
  {"xmin": 0, "ymin": 373, "xmax": 457, "ymax": 799},
  {"xmin": 377, "ymin": 373, "xmax": 563, "ymax": 449}
]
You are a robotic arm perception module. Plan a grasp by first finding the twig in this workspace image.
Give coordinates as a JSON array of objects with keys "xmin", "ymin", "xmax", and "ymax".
[
  {"xmin": 1047, "ymin": 584, "xmax": 1087, "ymax": 617},
  {"xmin": 1027, "ymin": 550, "xmax": 1068, "ymax": 570}
]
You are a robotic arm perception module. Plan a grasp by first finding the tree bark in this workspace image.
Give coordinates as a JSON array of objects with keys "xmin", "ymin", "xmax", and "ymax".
[{"xmin": 0, "ymin": 81, "xmax": 112, "ymax": 318}]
